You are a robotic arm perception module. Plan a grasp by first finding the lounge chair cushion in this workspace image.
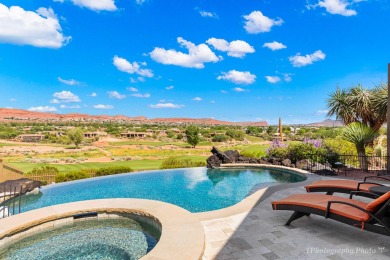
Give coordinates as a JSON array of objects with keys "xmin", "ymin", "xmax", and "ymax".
[
  {"xmin": 305, "ymin": 180, "xmax": 379, "ymax": 192},
  {"xmin": 366, "ymin": 192, "xmax": 390, "ymax": 213},
  {"xmin": 272, "ymin": 194, "xmax": 369, "ymax": 221}
]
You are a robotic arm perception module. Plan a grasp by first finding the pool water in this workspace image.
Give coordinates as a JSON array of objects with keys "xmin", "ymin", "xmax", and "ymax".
[
  {"xmin": 0, "ymin": 218, "xmax": 160, "ymax": 260},
  {"xmin": 16, "ymin": 167, "xmax": 305, "ymax": 213}
]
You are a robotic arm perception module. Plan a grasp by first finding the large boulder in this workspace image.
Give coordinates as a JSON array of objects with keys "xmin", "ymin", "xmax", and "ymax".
[
  {"xmin": 281, "ymin": 159, "xmax": 292, "ymax": 167},
  {"xmin": 206, "ymin": 155, "xmax": 222, "ymax": 168},
  {"xmin": 237, "ymin": 156, "xmax": 259, "ymax": 164},
  {"xmin": 224, "ymin": 150, "xmax": 240, "ymax": 163},
  {"xmin": 295, "ymin": 159, "xmax": 312, "ymax": 170},
  {"xmin": 210, "ymin": 146, "xmax": 232, "ymax": 164}
]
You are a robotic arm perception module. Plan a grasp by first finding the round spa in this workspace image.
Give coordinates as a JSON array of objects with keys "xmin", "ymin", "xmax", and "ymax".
[{"xmin": 0, "ymin": 212, "xmax": 161, "ymax": 260}]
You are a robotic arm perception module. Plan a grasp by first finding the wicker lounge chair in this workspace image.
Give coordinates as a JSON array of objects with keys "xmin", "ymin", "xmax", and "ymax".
[
  {"xmin": 272, "ymin": 192, "xmax": 390, "ymax": 236},
  {"xmin": 304, "ymin": 175, "xmax": 390, "ymax": 198}
]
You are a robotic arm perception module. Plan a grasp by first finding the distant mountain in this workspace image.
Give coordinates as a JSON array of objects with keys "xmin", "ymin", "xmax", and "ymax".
[
  {"xmin": 0, "ymin": 108, "xmax": 268, "ymax": 126},
  {"xmin": 308, "ymin": 119, "xmax": 343, "ymax": 127}
]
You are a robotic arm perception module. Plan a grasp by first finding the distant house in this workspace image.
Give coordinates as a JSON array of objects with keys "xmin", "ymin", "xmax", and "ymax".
[
  {"xmin": 18, "ymin": 134, "xmax": 45, "ymax": 142},
  {"xmin": 83, "ymin": 131, "xmax": 107, "ymax": 138},
  {"xmin": 120, "ymin": 132, "xmax": 150, "ymax": 138}
]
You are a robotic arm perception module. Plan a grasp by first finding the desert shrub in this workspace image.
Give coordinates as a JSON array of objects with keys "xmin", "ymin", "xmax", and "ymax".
[
  {"xmin": 212, "ymin": 134, "xmax": 229, "ymax": 142},
  {"xmin": 55, "ymin": 171, "xmax": 90, "ymax": 183},
  {"xmin": 266, "ymin": 139, "xmax": 339, "ymax": 164},
  {"xmin": 26, "ymin": 166, "xmax": 59, "ymax": 176},
  {"xmin": 95, "ymin": 166, "xmax": 133, "ymax": 176},
  {"xmin": 225, "ymin": 130, "xmax": 245, "ymax": 141},
  {"xmin": 160, "ymin": 157, "xmax": 206, "ymax": 169}
]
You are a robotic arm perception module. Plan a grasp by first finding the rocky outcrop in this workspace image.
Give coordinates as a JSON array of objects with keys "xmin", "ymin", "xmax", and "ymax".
[
  {"xmin": 207, "ymin": 147, "xmax": 262, "ymax": 168},
  {"xmin": 206, "ymin": 147, "xmax": 336, "ymax": 175}
]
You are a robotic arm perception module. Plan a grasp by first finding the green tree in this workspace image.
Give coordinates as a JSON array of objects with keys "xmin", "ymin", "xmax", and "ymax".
[
  {"xmin": 185, "ymin": 125, "xmax": 200, "ymax": 148},
  {"xmin": 341, "ymin": 122, "xmax": 379, "ymax": 170},
  {"xmin": 327, "ymin": 84, "xmax": 387, "ymax": 131},
  {"xmin": 67, "ymin": 128, "xmax": 84, "ymax": 148}
]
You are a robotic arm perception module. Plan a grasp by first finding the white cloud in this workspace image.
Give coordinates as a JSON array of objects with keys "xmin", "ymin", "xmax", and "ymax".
[
  {"xmin": 265, "ymin": 76, "xmax": 281, "ymax": 83},
  {"xmin": 0, "ymin": 4, "xmax": 70, "ymax": 48},
  {"xmin": 28, "ymin": 106, "xmax": 57, "ymax": 112},
  {"xmin": 199, "ymin": 10, "xmax": 217, "ymax": 18},
  {"xmin": 57, "ymin": 77, "xmax": 81, "ymax": 86},
  {"xmin": 107, "ymin": 91, "xmax": 126, "ymax": 99},
  {"xmin": 221, "ymin": 90, "xmax": 228, "ymax": 94},
  {"xmin": 90, "ymin": 92, "xmax": 97, "ymax": 97},
  {"xmin": 131, "ymin": 93, "xmax": 150, "ymax": 98},
  {"xmin": 150, "ymin": 37, "xmax": 221, "ymax": 69},
  {"xmin": 149, "ymin": 103, "xmax": 184, "ymax": 109},
  {"xmin": 136, "ymin": 0, "xmax": 146, "ymax": 5},
  {"xmin": 60, "ymin": 104, "xmax": 81, "ymax": 109},
  {"xmin": 283, "ymin": 73, "xmax": 293, "ymax": 82},
  {"xmin": 50, "ymin": 99, "xmax": 60, "ymax": 104},
  {"xmin": 192, "ymin": 97, "xmax": 202, "ymax": 101},
  {"xmin": 93, "ymin": 104, "xmax": 113, "ymax": 109},
  {"xmin": 53, "ymin": 91, "xmax": 81, "ymax": 102},
  {"xmin": 233, "ymin": 87, "xmax": 248, "ymax": 92},
  {"xmin": 315, "ymin": 0, "xmax": 357, "ymax": 16},
  {"xmin": 243, "ymin": 11, "xmax": 283, "ymax": 34},
  {"xmin": 289, "ymin": 50, "xmax": 326, "ymax": 67},
  {"xmin": 71, "ymin": 0, "xmax": 117, "ymax": 11},
  {"xmin": 206, "ymin": 38, "xmax": 255, "ymax": 58},
  {"xmin": 166, "ymin": 85, "xmax": 174, "ymax": 90},
  {"xmin": 113, "ymin": 56, "xmax": 154, "ymax": 77},
  {"xmin": 317, "ymin": 109, "xmax": 329, "ymax": 115},
  {"xmin": 128, "ymin": 87, "xmax": 138, "ymax": 92},
  {"xmin": 9, "ymin": 98, "xmax": 16, "ymax": 102},
  {"xmin": 53, "ymin": 0, "xmax": 65, "ymax": 2},
  {"xmin": 217, "ymin": 70, "xmax": 256, "ymax": 85},
  {"xmin": 263, "ymin": 41, "xmax": 287, "ymax": 51}
]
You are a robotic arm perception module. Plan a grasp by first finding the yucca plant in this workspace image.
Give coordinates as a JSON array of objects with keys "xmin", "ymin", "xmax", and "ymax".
[{"xmin": 341, "ymin": 122, "xmax": 379, "ymax": 171}]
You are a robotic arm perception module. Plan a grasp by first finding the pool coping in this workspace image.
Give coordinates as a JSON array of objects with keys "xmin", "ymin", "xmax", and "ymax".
[
  {"xmin": 195, "ymin": 164, "xmax": 320, "ymax": 221},
  {"xmin": 0, "ymin": 198, "xmax": 205, "ymax": 260}
]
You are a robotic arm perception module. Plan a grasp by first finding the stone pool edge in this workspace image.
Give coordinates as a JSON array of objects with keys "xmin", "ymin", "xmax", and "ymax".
[
  {"xmin": 0, "ymin": 198, "xmax": 205, "ymax": 260},
  {"xmin": 195, "ymin": 164, "xmax": 320, "ymax": 221}
]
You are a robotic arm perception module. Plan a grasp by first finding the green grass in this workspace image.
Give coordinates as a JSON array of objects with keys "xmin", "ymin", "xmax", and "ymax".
[
  {"xmin": 9, "ymin": 160, "xmax": 163, "ymax": 173},
  {"xmin": 108, "ymin": 140, "xmax": 189, "ymax": 147},
  {"xmin": 244, "ymin": 135, "xmax": 264, "ymax": 142},
  {"xmin": 9, "ymin": 155, "xmax": 208, "ymax": 173},
  {"xmin": 234, "ymin": 144, "xmax": 270, "ymax": 158}
]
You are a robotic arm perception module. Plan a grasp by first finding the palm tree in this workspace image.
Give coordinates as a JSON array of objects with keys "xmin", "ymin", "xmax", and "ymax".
[
  {"xmin": 327, "ymin": 84, "xmax": 387, "ymax": 131},
  {"xmin": 371, "ymin": 83, "xmax": 388, "ymax": 130},
  {"xmin": 341, "ymin": 122, "xmax": 379, "ymax": 171},
  {"xmin": 326, "ymin": 87, "xmax": 357, "ymax": 125}
]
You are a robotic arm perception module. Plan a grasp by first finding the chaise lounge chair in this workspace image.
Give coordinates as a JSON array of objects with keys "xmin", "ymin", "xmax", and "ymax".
[
  {"xmin": 271, "ymin": 192, "xmax": 390, "ymax": 236},
  {"xmin": 304, "ymin": 175, "xmax": 390, "ymax": 198}
]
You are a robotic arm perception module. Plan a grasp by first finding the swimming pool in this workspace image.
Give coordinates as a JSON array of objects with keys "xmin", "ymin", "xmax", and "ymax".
[{"xmin": 15, "ymin": 167, "xmax": 306, "ymax": 213}]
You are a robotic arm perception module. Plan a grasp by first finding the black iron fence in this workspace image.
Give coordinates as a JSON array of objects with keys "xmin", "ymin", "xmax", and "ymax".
[
  {"xmin": 303, "ymin": 154, "xmax": 389, "ymax": 176},
  {"xmin": 0, "ymin": 185, "xmax": 25, "ymax": 219}
]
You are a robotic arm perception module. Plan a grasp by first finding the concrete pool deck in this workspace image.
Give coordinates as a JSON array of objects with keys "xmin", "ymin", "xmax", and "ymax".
[{"xmin": 200, "ymin": 174, "xmax": 390, "ymax": 260}]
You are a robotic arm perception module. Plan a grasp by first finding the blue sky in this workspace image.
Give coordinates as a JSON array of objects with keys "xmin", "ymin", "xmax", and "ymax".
[{"xmin": 0, "ymin": 0, "xmax": 389, "ymax": 124}]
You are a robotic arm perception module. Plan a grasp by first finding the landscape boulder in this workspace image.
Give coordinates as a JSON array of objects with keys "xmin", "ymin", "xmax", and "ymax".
[
  {"xmin": 295, "ymin": 159, "xmax": 312, "ymax": 170},
  {"xmin": 224, "ymin": 150, "xmax": 240, "ymax": 163},
  {"xmin": 210, "ymin": 146, "xmax": 232, "ymax": 164},
  {"xmin": 206, "ymin": 154, "xmax": 222, "ymax": 168},
  {"xmin": 281, "ymin": 159, "xmax": 292, "ymax": 167}
]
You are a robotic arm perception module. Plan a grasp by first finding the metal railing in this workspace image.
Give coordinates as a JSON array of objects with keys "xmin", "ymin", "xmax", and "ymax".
[
  {"xmin": 304, "ymin": 154, "xmax": 389, "ymax": 176},
  {"xmin": 0, "ymin": 185, "xmax": 25, "ymax": 219}
]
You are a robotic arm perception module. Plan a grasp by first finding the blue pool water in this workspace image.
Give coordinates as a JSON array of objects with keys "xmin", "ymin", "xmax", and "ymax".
[
  {"xmin": 1, "ymin": 218, "xmax": 160, "ymax": 260},
  {"xmin": 17, "ymin": 167, "xmax": 305, "ymax": 213}
]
